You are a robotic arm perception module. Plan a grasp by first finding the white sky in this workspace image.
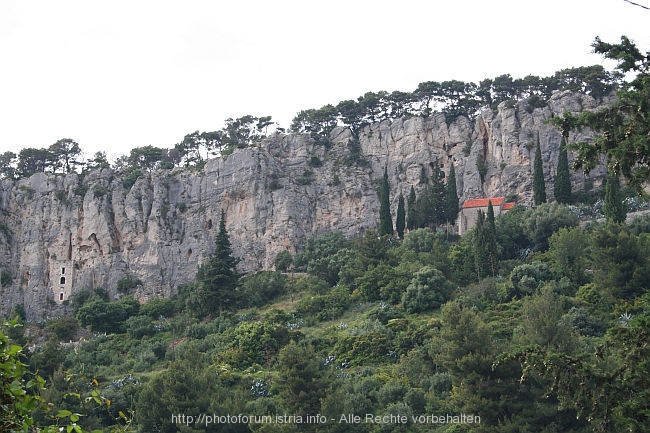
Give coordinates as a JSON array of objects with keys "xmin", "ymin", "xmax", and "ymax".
[{"xmin": 1, "ymin": 0, "xmax": 649, "ymax": 160}]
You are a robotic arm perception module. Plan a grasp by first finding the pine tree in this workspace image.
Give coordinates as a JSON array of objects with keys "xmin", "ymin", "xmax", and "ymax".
[
  {"xmin": 604, "ymin": 171, "xmax": 626, "ymax": 224},
  {"xmin": 379, "ymin": 166, "xmax": 393, "ymax": 236},
  {"xmin": 190, "ymin": 210, "xmax": 241, "ymax": 316},
  {"xmin": 445, "ymin": 163, "xmax": 459, "ymax": 224},
  {"xmin": 533, "ymin": 139, "xmax": 547, "ymax": 205},
  {"xmin": 554, "ymin": 138, "xmax": 572, "ymax": 204},
  {"xmin": 406, "ymin": 185, "xmax": 417, "ymax": 231},
  {"xmin": 396, "ymin": 194, "xmax": 406, "ymax": 238}
]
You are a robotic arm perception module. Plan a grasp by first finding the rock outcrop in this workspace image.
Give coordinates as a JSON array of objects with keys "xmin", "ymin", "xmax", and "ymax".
[{"xmin": 0, "ymin": 91, "xmax": 609, "ymax": 320}]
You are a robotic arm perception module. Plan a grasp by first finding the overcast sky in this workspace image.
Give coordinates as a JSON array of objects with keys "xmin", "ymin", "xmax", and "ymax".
[{"xmin": 1, "ymin": 0, "xmax": 649, "ymax": 160}]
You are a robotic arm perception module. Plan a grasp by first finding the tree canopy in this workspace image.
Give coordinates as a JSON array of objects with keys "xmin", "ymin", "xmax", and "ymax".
[{"xmin": 551, "ymin": 36, "xmax": 650, "ymax": 190}]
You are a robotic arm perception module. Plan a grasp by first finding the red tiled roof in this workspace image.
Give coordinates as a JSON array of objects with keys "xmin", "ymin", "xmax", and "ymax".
[
  {"xmin": 502, "ymin": 202, "xmax": 516, "ymax": 210},
  {"xmin": 462, "ymin": 197, "xmax": 505, "ymax": 209}
]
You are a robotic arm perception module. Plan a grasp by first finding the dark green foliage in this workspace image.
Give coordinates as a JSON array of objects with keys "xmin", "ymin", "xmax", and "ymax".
[
  {"xmin": 406, "ymin": 185, "xmax": 417, "ymax": 231},
  {"xmin": 237, "ymin": 271, "xmax": 287, "ymax": 308},
  {"xmin": 544, "ymin": 226, "xmax": 590, "ymax": 286},
  {"xmin": 379, "ymin": 166, "xmax": 393, "ymax": 236},
  {"xmin": 116, "ymin": 276, "xmax": 142, "ymax": 293},
  {"xmin": 306, "ymin": 248, "xmax": 355, "ymax": 285},
  {"xmin": 0, "ymin": 151, "xmax": 17, "ymax": 180},
  {"xmin": 274, "ymin": 249, "xmax": 292, "ymax": 271},
  {"xmin": 0, "ymin": 271, "xmax": 12, "ymax": 287},
  {"xmin": 76, "ymin": 297, "xmax": 137, "ymax": 333},
  {"xmin": 509, "ymin": 303, "xmax": 650, "ymax": 432},
  {"xmin": 445, "ymin": 163, "xmax": 459, "ymax": 223},
  {"xmin": 525, "ymin": 202, "xmax": 579, "ymax": 252},
  {"xmin": 184, "ymin": 210, "xmax": 240, "ymax": 316},
  {"xmin": 139, "ymin": 296, "xmax": 178, "ymax": 318},
  {"xmin": 293, "ymin": 231, "xmax": 347, "ymax": 270},
  {"xmin": 308, "ymin": 155, "xmax": 322, "ymax": 167},
  {"xmin": 551, "ymin": 36, "xmax": 649, "ymax": 190},
  {"xmin": 46, "ymin": 316, "xmax": 79, "ymax": 341},
  {"xmin": 590, "ymin": 223, "xmax": 650, "ymax": 299},
  {"xmin": 334, "ymin": 332, "xmax": 392, "ymax": 365},
  {"xmin": 295, "ymin": 285, "xmax": 351, "ymax": 321},
  {"xmin": 124, "ymin": 315, "xmax": 156, "ymax": 339},
  {"xmin": 274, "ymin": 342, "xmax": 330, "ymax": 418},
  {"xmin": 402, "ymin": 266, "xmax": 454, "ymax": 313},
  {"xmin": 121, "ymin": 168, "xmax": 143, "ymax": 190},
  {"xmin": 561, "ymin": 307, "xmax": 606, "ymax": 337},
  {"xmin": 554, "ymin": 138, "xmax": 572, "ymax": 204},
  {"xmin": 476, "ymin": 154, "xmax": 487, "ymax": 183},
  {"xmin": 604, "ymin": 171, "xmax": 626, "ymax": 224},
  {"xmin": 415, "ymin": 160, "xmax": 447, "ymax": 228},
  {"xmin": 509, "ymin": 261, "xmax": 553, "ymax": 295},
  {"xmin": 533, "ymin": 139, "xmax": 547, "ymax": 205},
  {"xmin": 83, "ymin": 151, "xmax": 110, "ymax": 172},
  {"xmin": 49, "ymin": 138, "xmax": 83, "ymax": 174},
  {"xmin": 473, "ymin": 204, "xmax": 499, "ymax": 279},
  {"xmin": 395, "ymin": 194, "xmax": 405, "ymax": 238}
]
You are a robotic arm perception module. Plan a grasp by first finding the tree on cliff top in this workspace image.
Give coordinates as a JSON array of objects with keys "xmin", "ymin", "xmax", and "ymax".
[{"xmin": 551, "ymin": 36, "xmax": 650, "ymax": 191}]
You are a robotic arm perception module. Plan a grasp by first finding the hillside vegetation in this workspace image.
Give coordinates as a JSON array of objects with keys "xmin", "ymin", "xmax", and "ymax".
[{"xmin": 4, "ymin": 202, "xmax": 650, "ymax": 432}]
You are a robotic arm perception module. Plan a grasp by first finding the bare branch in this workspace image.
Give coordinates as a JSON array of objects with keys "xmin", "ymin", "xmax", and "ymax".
[{"xmin": 623, "ymin": 0, "xmax": 650, "ymax": 10}]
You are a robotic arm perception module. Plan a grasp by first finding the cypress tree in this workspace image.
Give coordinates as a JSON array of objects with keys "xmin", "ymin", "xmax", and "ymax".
[
  {"xmin": 406, "ymin": 185, "xmax": 417, "ymax": 231},
  {"xmin": 379, "ymin": 166, "xmax": 393, "ymax": 236},
  {"xmin": 445, "ymin": 163, "xmax": 459, "ymax": 224},
  {"xmin": 554, "ymin": 138, "xmax": 572, "ymax": 204},
  {"xmin": 533, "ymin": 139, "xmax": 547, "ymax": 205},
  {"xmin": 474, "ymin": 210, "xmax": 489, "ymax": 280},
  {"xmin": 485, "ymin": 200, "xmax": 499, "ymax": 277},
  {"xmin": 604, "ymin": 171, "xmax": 626, "ymax": 224},
  {"xmin": 430, "ymin": 159, "xmax": 446, "ymax": 226},
  {"xmin": 396, "ymin": 194, "xmax": 406, "ymax": 238}
]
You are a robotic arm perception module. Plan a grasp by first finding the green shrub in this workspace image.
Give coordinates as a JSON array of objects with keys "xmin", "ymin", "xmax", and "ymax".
[
  {"xmin": 122, "ymin": 168, "xmax": 143, "ymax": 190},
  {"xmin": 125, "ymin": 315, "xmax": 156, "ymax": 339},
  {"xmin": 117, "ymin": 277, "xmax": 142, "ymax": 293},
  {"xmin": 0, "ymin": 271, "xmax": 12, "ymax": 287},
  {"xmin": 269, "ymin": 179, "xmax": 283, "ymax": 190},
  {"xmin": 308, "ymin": 156, "xmax": 323, "ymax": 167},
  {"xmin": 46, "ymin": 316, "xmax": 79, "ymax": 341},
  {"xmin": 139, "ymin": 297, "xmax": 178, "ymax": 318}
]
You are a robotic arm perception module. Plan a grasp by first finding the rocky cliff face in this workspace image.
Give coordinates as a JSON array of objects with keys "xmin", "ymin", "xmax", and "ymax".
[{"xmin": 0, "ymin": 91, "xmax": 609, "ymax": 320}]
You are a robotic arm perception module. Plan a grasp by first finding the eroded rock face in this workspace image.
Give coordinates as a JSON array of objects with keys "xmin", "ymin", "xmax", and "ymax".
[{"xmin": 0, "ymin": 91, "xmax": 609, "ymax": 320}]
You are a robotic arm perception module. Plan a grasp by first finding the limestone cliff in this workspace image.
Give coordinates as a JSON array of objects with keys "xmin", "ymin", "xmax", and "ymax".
[{"xmin": 0, "ymin": 91, "xmax": 609, "ymax": 320}]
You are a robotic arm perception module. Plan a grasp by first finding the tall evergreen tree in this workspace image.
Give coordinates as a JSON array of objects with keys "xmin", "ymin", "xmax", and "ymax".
[
  {"xmin": 473, "ymin": 202, "xmax": 499, "ymax": 280},
  {"xmin": 406, "ymin": 185, "xmax": 418, "ymax": 231},
  {"xmin": 473, "ymin": 210, "xmax": 489, "ymax": 280},
  {"xmin": 416, "ymin": 159, "xmax": 446, "ymax": 228},
  {"xmin": 533, "ymin": 139, "xmax": 547, "ymax": 205},
  {"xmin": 188, "ymin": 210, "xmax": 241, "ymax": 316},
  {"xmin": 485, "ymin": 200, "xmax": 499, "ymax": 277},
  {"xmin": 554, "ymin": 138, "xmax": 572, "ymax": 204},
  {"xmin": 379, "ymin": 166, "xmax": 393, "ymax": 236},
  {"xmin": 604, "ymin": 171, "xmax": 626, "ymax": 224},
  {"xmin": 430, "ymin": 159, "xmax": 447, "ymax": 225},
  {"xmin": 445, "ymin": 163, "xmax": 460, "ymax": 223},
  {"xmin": 396, "ymin": 194, "xmax": 406, "ymax": 239}
]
